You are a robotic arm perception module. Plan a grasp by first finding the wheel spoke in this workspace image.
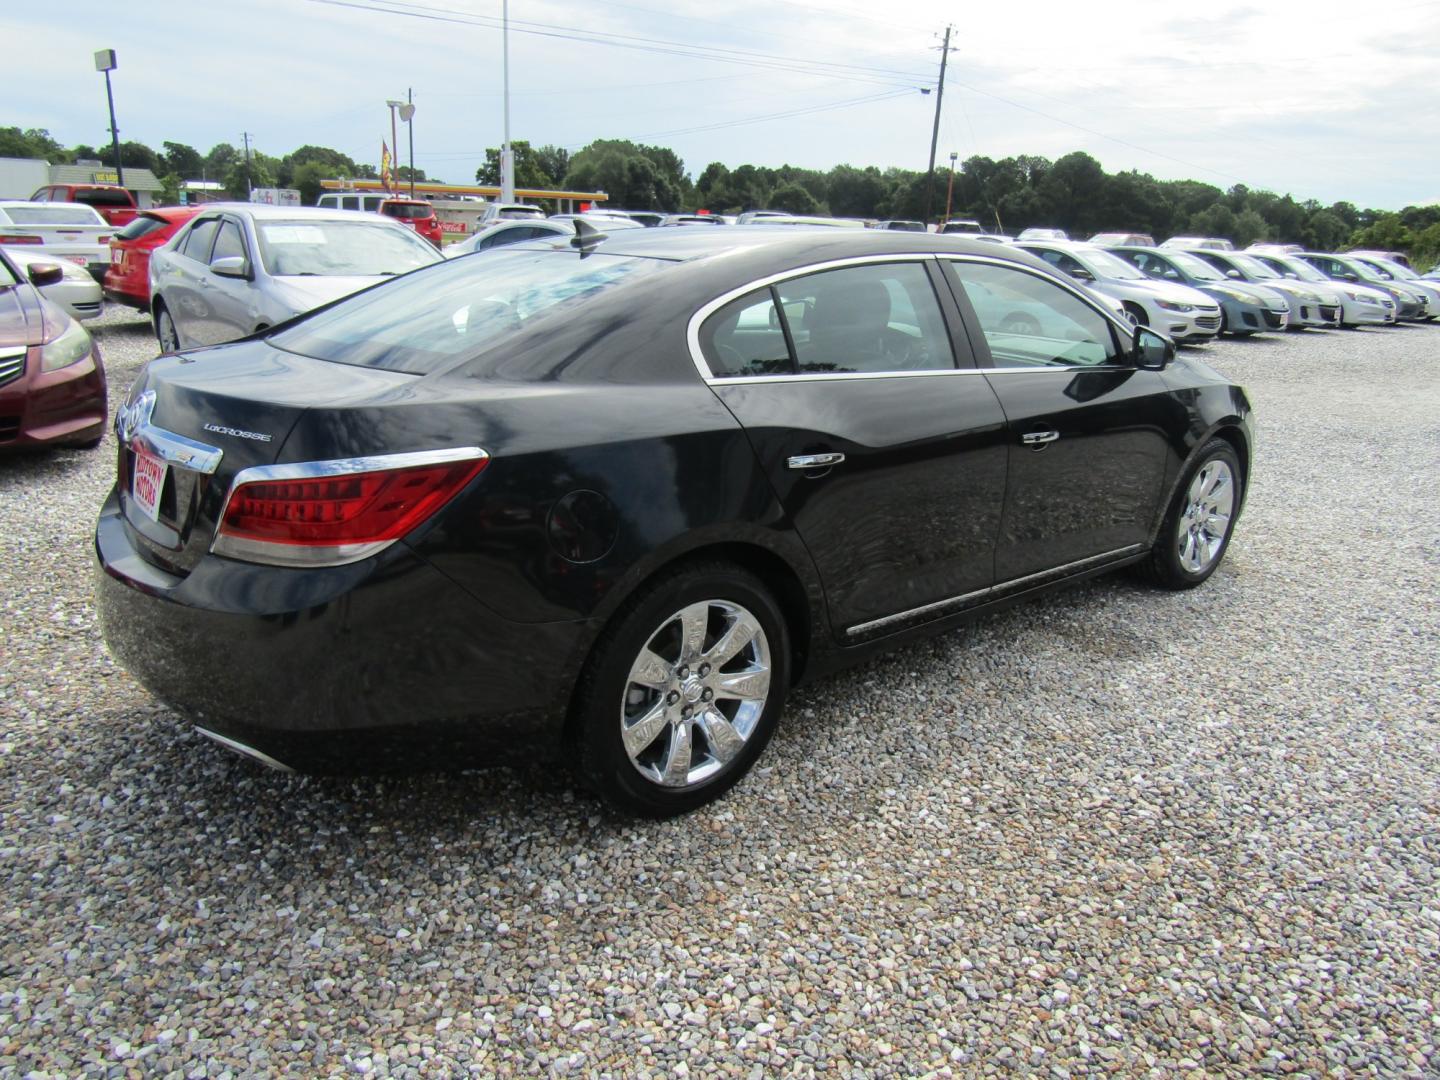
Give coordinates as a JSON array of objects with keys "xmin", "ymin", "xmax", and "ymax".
[
  {"xmin": 713, "ymin": 665, "xmax": 771, "ymax": 702},
  {"xmin": 678, "ymin": 602, "xmax": 710, "ymax": 660},
  {"xmin": 697, "ymin": 707, "xmax": 745, "ymax": 764},
  {"xmin": 660, "ymin": 721, "xmax": 693, "ymax": 786},
  {"xmin": 622, "ymin": 700, "xmax": 669, "ymax": 758},
  {"xmin": 628, "ymin": 647, "xmax": 671, "ymax": 691},
  {"xmin": 703, "ymin": 612, "xmax": 760, "ymax": 668}
]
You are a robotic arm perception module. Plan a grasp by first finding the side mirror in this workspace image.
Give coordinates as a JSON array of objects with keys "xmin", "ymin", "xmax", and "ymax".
[
  {"xmin": 210, "ymin": 255, "xmax": 251, "ymax": 280},
  {"xmin": 26, "ymin": 263, "xmax": 65, "ymax": 288},
  {"xmin": 1226, "ymin": 269, "xmax": 1242, "ymax": 279},
  {"xmin": 1337, "ymin": 271, "xmax": 1358, "ymax": 282},
  {"xmin": 1070, "ymin": 267, "xmax": 1095, "ymax": 282},
  {"xmin": 1134, "ymin": 326, "xmax": 1174, "ymax": 371}
]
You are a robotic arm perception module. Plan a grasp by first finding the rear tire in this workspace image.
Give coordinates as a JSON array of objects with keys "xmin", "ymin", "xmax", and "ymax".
[
  {"xmin": 1140, "ymin": 439, "xmax": 1242, "ymax": 590},
  {"xmin": 575, "ymin": 562, "xmax": 790, "ymax": 817}
]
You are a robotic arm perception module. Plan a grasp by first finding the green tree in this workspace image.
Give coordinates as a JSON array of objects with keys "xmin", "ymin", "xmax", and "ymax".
[
  {"xmin": 563, "ymin": 139, "xmax": 687, "ymax": 210},
  {"xmin": 475, "ymin": 140, "xmax": 569, "ymax": 189},
  {"xmin": 1232, "ymin": 209, "xmax": 1269, "ymax": 248},
  {"xmin": 826, "ymin": 164, "xmax": 886, "ymax": 218},
  {"xmin": 161, "ymin": 141, "xmax": 204, "ymax": 180},
  {"xmin": 768, "ymin": 182, "xmax": 818, "ymax": 215},
  {"xmin": 0, "ymin": 126, "xmax": 69, "ymax": 160}
]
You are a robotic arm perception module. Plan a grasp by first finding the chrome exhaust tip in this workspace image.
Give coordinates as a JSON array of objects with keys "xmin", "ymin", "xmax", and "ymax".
[{"xmin": 196, "ymin": 727, "xmax": 296, "ymax": 773}]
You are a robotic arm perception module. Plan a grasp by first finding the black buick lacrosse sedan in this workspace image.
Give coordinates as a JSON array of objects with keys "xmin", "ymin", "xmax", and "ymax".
[{"xmin": 96, "ymin": 227, "xmax": 1252, "ymax": 815}]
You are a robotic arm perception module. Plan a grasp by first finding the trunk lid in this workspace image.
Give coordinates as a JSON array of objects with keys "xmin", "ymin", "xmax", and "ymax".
[{"xmin": 114, "ymin": 339, "xmax": 416, "ymax": 577}]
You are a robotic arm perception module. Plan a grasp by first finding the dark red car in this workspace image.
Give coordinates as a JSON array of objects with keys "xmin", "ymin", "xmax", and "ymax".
[
  {"xmin": 103, "ymin": 207, "xmax": 200, "ymax": 312},
  {"xmin": 31, "ymin": 184, "xmax": 139, "ymax": 228},
  {"xmin": 0, "ymin": 251, "xmax": 107, "ymax": 452},
  {"xmin": 379, "ymin": 198, "xmax": 443, "ymax": 247}
]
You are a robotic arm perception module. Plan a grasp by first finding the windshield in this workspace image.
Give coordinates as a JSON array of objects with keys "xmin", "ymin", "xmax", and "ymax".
[
  {"xmin": 1268, "ymin": 256, "xmax": 1329, "ymax": 283},
  {"xmin": 1227, "ymin": 254, "xmax": 1278, "ymax": 279},
  {"xmin": 1380, "ymin": 261, "xmax": 1418, "ymax": 279},
  {"xmin": 4, "ymin": 206, "xmax": 104, "ymax": 226},
  {"xmin": 1339, "ymin": 258, "xmax": 1387, "ymax": 283},
  {"xmin": 271, "ymin": 249, "xmax": 667, "ymax": 374},
  {"xmin": 1166, "ymin": 251, "xmax": 1226, "ymax": 281},
  {"xmin": 1080, "ymin": 248, "xmax": 1145, "ymax": 280},
  {"xmin": 255, "ymin": 220, "xmax": 439, "ymax": 276}
]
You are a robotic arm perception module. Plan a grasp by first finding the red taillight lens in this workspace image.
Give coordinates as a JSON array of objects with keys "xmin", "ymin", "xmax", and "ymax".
[
  {"xmin": 213, "ymin": 450, "xmax": 488, "ymax": 567},
  {"xmin": 0, "ymin": 235, "xmax": 43, "ymax": 245}
]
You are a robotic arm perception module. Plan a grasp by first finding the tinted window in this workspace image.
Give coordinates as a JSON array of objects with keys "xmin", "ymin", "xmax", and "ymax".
[
  {"xmin": 779, "ymin": 262, "xmax": 955, "ymax": 374},
  {"xmin": 271, "ymin": 249, "xmax": 665, "ymax": 374},
  {"xmin": 383, "ymin": 202, "xmax": 432, "ymax": 219},
  {"xmin": 75, "ymin": 188, "xmax": 131, "ymax": 207},
  {"xmin": 947, "ymin": 261, "xmax": 1121, "ymax": 368},
  {"xmin": 180, "ymin": 218, "xmax": 220, "ymax": 262},
  {"xmin": 340, "ymin": 196, "xmax": 359, "ymax": 211},
  {"xmin": 211, "ymin": 219, "xmax": 247, "ymax": 263},
  {"xmin": 117, "ymin": 215, "xmax": 169, "ymax": 241},
  {"xmin": 700, "ymin": 289, "xmax": 793, "ymax": 378}
]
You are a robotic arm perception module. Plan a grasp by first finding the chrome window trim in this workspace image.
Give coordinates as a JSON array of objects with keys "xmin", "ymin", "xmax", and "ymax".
[
  {"xmin": 210, "ymin": 446, "xmax": 488, "ymax": 567},
  {"xmin": 686, "ymin": 251, "xmax": 1138, "ymax": 385},
  {"xmin": 846, "ymin": 544, "xmax": 1146, "ymax": 638}
]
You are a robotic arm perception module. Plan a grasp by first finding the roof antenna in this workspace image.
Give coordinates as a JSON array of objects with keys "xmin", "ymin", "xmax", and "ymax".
[{"xmin": 570, "ymin": 217, "xmax": 608, "ymax": 256}]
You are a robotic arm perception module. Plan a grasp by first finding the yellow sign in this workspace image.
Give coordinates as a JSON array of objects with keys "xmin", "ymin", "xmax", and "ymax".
[{"xmin": 92, "ymin": 171, "xmax": 119, "ymax": 184}]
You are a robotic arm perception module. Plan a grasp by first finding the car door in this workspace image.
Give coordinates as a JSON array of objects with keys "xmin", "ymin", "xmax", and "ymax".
[
  {"xmin": 159, "ymin": 215, "xmax": 222, "ymax": 347},
  {"xmin": 202, "ymin": 216, "xmax": 258, "ymax": 343},
  {"xmin": 698, "ymin": 257, "xmax": 1009, "ymax": 638},
  {"xmin": 941, "ymin": 257, "xmax": 1171, "ymax": 583}
]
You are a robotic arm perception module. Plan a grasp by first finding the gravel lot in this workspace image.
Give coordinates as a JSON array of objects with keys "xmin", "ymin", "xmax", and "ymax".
[{"xmin": 2, "ymin": 308, "xmax": 1437, "ymax": 1078}]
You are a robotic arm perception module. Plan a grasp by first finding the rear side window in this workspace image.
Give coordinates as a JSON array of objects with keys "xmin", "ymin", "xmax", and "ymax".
[
  {"xmin": 946, "ymin": 261, "xmax": 1121, "ymax": 368},
  {"xmin": 700, "ymin": 289, "xmax": 793, "ymax": 378},
  {"xmin": 180, "ymin": 218, "xmax": 220, "ymax": 262}
]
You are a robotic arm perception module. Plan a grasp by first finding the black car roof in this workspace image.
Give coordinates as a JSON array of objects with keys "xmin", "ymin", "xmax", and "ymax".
[{"xmin": 554, "ymin": 225, "xmax": 1026, "ymax": 265}]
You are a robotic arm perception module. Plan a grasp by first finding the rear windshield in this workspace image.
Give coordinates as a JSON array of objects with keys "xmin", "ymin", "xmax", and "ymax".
[
  {"xmin": 74, "ymin": 188, "xmax": 132, "ymax": 207},
  {"xmin": 383, "ymin": 202, "xmax": 432, "ymax": 219},
  {"xmin": 3, "ymin": 206, "xmax": 104, "ymax": 226},
  {"xmin": 271, "ymin": 248, "xmax": 667, "ymax": 374},
  {"xmin": 254, "ymin": 220, "xmax": 439, "ymax": 276},
  {"xmin": 117, "ymin": 215, "xmax": 170, "ymax": 241}
]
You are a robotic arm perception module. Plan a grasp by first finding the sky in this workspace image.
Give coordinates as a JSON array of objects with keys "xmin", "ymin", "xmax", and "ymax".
[{"xmin": 7, "ymin": 0, "xmax": 1440, "ymax": 210}]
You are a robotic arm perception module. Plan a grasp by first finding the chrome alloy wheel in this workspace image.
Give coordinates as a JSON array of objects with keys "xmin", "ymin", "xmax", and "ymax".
[
  {"xmin": 157, "ymin": 308, "xmax": 180, "ymax": 353},
  {"xmin": 1177, "ymin": 458, "xmax": 1235, "ymax": 573},
  {"xmin": 620, "ymin": 599, "xmax": 772, "ymax": 788}
]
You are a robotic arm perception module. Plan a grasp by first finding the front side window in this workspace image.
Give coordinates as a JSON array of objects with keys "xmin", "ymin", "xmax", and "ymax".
[
  {"xmin": 946, "ymin": 261, "xmax": 1121, "ymax": 368},
  {"xmin": 210, "ymin": 219, "xmax": 247, "ymax": 264}
]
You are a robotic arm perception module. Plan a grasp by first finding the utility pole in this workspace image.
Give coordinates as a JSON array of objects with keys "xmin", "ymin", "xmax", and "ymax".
[
  {"xmin": 922, "ymin": 25, "xmax": 954, "ymax": 228},
  {"xmin": 242, "ymin": 131, "xmax": 253, "ymax": 196},
  {"xmin": 500, "ymin": 0, "xmax": 515, "ymax": 203},
  {"xmin": 944, "ymin": 151, "xmax": 958, "ymax": 223}
]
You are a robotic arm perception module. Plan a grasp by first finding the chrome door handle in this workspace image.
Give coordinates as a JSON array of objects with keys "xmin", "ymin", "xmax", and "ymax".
[
  {"xmin": 787, "ymin": 452, "xmax": 846, "ymax": 471},
  {"xmin": 1021, "ymin": 430, "xmax": 1060, "ymax": 447}
]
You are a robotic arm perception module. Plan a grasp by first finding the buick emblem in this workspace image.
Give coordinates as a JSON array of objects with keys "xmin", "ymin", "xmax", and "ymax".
[{"xmin": 116, "ymin": 390, "xmax": 156, "ymax": 443}]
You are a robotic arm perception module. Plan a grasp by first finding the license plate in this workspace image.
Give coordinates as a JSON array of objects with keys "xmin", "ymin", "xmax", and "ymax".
[
  {"xmin": 68, "ymin": 255, "xmax": 88, "ymax": 266},
  {"xmin": 132, "ymin": 445, "xmax": 167, "ymax": 522},
  {"xmin": 111, "ymin": 249, "xmax": 124, "ymax": 265}
]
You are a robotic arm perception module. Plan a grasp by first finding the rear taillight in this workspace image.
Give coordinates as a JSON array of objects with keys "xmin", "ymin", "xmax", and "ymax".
[
  {"xmin": 0, "ymin": 235, "xmax": 43, "ymax": 245},
  {"xmin": 212, "ymin": 448, "xmax": 488, "ymax": 567}
]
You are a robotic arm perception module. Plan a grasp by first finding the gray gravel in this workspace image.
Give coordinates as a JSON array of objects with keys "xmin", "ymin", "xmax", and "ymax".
[{"xmin": 2, "ymin": 309, "xmax": 1438, "ymax": 1078}]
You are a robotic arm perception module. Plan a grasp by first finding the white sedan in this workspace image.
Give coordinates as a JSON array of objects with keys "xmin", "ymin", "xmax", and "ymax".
[
  {"xmin": 1, "ymin": 247, "xmax": 103, "ymax": 321},
  {"xmin": 0, "ymin": 201, "xmax": 113, "ymax": 282}
]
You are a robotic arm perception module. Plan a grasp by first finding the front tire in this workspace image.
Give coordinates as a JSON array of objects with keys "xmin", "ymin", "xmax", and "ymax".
[
  {"xmin": 1141, "ymin": 439, "xmax": 1242, "ymax": 590},
  {"xmin": 155, "ymin": 304, "xmax": 180, "ymax": 354},
  {"xmin": 575, "ymin": 562, "xmax": 790, "ymax": 817}
]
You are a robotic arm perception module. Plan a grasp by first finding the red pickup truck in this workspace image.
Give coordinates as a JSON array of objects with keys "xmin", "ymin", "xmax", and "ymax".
[{"xmin": 30, "ymin": 184, "xmax": 139, "ymax": 228}]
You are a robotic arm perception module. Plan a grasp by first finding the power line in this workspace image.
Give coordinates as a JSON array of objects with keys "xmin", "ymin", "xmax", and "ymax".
[{"xmin": 304, "ymin": 0, "xmax": 934, "ymax": 88}]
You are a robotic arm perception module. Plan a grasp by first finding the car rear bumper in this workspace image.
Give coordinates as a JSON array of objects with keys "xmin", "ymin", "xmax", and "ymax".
[
  {"xmin": 93, "ymin": 488, "xmax": 595, "ymax": 771},
  {"xmin": 0, "ymin": 345, "xmax": 107, "ymax": 450}
]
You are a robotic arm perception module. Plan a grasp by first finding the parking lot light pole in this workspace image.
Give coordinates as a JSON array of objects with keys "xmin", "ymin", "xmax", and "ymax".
[
  {"xmin": 944, "ymin": 151, "xmax": 958, "ymax": 223},
  {"xmin": 500, "ymin": 0, "xmax": 515, "ymax": 204},
  {"xmin": 94, "ymin": 49, "xmax": 125, "ymax": 190},
  {"xmin": 403, "ymin": 89, "xmax": 416, "ymax": 199}
]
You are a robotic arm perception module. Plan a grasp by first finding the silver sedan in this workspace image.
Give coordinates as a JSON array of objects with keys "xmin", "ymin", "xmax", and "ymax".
[{"xmin": 149, "ymin": 204, "xmax": 442, "ymax": 351}]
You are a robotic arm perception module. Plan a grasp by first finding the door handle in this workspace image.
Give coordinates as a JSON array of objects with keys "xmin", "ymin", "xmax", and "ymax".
[
  {"xmin": 198, "ymin": 277, "xmax": 214, "ymax": 288},
  {"xmin": 1021, "ymin": 429, "xmax": 1060, "ymax": 447},
  {"xmin": 787, "ymin": 452, "xmax": 846, "ymax": 471}
]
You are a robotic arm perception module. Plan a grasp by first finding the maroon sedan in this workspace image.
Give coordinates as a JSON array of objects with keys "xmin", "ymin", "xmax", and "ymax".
[
  {"xmin": 104, "ymin": 207, "xmax": 200, "ymax": 312},
  {"xmin": 0, "ymin": 252, "xmax": 107, "ymax": 451}
]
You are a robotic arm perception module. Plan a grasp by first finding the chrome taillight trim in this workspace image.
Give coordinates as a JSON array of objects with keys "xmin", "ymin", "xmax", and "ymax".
[{"xmin": 210, "ymin": 446, "xmax": 488, "ymax": 568}]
